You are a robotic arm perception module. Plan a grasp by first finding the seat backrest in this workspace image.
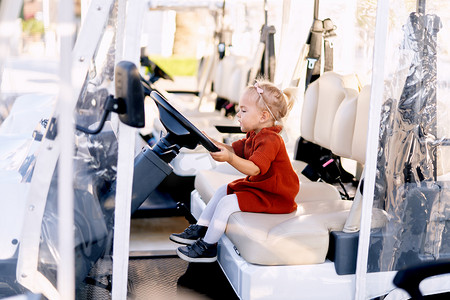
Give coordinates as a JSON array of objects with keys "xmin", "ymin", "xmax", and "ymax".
[
  {"xmin": 213, "ymin": 55, "xmax": 239, "ymax": 98},
  {"xmin": 351, "ymin": 84, "xmax": 371, "ymax": 164},
  {"xmin": 341, "ymin": 73, "xmax": 362, "ymax": 92},
  {"xmin": 301, "ymin": 76, "xmax": 375, "ymax": 234},
  {"xmin": 300, "ymin": 76, "xmax": 320, "ymax": 142},
  {"xmin": 223, "ymin": 61, "xmax": 252, "ymax": 104},
  {"xmin": 301, "ymin": 72, "xmax": 350, "ymax": 149},
  {"xmin": 329, "ymin": 88, "xmax": 359, "ymax": 159},
  {"xmin": 343, "ymin": 84, "xmax": 386, "ymax": 233},
  {"xmin": 214, "ymin": 55, "xmax": 251, "ymax": 102}
]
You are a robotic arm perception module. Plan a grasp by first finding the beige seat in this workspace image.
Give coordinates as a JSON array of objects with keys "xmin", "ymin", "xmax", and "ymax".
[
  {"xmin": 191, "ymin": 72, "xmax": 365, "ymax": 265},
  {"xmin": 300, "ymin": 72, "xmax": 360, "ymax": 144},
  {"xmin": 227, "ymin": 197, "xmax": 352, "ymax": 265},
  {"xmin": 213, "ymin": 55, "xmax": 246, "ymax": 102},
  {"xmin": 343, "ymin": 85, "xmax": 389, "ymax": 232},
  {"xmin": 223, "ymin": 80, "xmax": 361, "ymax": 265},
  {"xmin": 215, "ymin": 55, "xmax": 252, "ymax": 104}
]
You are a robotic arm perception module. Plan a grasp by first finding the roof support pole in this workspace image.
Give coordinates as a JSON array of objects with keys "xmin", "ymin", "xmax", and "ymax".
[
  {"xmin": 354, "ymin": 0, "xmax": 390, "ymax": 299},
  {"xmin": 111, "ymin": 0, "xmax": 146, "ymax": 299},
  {"xmin": 56, "ymin": 0, "xmax": 76, "ymax": 298}
]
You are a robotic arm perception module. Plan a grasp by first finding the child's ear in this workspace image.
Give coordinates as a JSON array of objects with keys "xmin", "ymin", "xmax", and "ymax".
[{"xmin": 260, "ymin": 111, "xmax": 270, "ymax": 122}]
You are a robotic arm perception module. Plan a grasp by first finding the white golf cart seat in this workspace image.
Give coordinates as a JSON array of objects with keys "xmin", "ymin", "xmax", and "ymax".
[
  {"xmin": 213, "ymin": 55, "xmax": 252, "ymax": 104},
  {"xmin": 190, "ymin": 71, "xmax": 371, "ymax": 266}
]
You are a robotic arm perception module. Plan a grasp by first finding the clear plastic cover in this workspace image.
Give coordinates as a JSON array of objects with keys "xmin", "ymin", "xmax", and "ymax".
[
  {"xmin": 0, "ymin": 3, "xmax": 122, "ymax": 298},
  {"xmin": 36, "ymin": 4, "xmax": 120, "ymax": 295},
  {"xmin": 369, "ymin": 0, "xmax": 450, "ymax": 275}
]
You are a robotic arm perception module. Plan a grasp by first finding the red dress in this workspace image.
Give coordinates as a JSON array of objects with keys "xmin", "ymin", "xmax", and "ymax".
[{"xmin": 227, "ymin": 126, "xmax": 299, "ymax": 213}]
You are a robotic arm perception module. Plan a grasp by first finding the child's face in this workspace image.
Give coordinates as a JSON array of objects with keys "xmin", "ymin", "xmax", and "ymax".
[{"xmin": 236, "ymin": 90, "xmax": 265, "ymax": 133}]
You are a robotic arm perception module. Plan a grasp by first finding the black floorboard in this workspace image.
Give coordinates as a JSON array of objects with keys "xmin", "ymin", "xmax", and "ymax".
[{"xmin": 77, "ymin": 255, "xmax": 239, "ymax": 300}]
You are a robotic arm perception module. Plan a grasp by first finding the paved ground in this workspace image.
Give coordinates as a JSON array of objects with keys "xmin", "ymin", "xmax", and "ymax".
[
  {"xmin": 1, "ymin": 55, "xmax": 59, "ymax": 95},
  {"xmin": 1, "ymin": 53, "xmax": 59, "ymax": 123}
]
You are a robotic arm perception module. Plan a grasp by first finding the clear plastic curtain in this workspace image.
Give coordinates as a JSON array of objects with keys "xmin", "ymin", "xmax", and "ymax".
[{"xmin": 368, "ymin": 0, "xmax": 450, "ymax": 274}]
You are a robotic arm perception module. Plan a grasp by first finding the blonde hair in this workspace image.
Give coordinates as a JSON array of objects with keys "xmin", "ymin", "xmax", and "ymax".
[{"xmin": 246, "ymin": 79, "xmax": 297, "ymax": 122}]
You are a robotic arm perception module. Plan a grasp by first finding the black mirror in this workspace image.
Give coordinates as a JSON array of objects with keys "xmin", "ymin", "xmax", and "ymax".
[
  {"xmin": 114, "ymin": 61, "xmax": 145, "ymax": 128},
  {"xmin": 76, "ymin": 61, "xmax": 145, "ymax": 135}
]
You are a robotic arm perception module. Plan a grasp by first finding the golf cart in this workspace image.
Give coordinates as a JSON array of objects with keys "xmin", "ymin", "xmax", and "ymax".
[{"xmin": 1, "ymin": 0, "xmax": 450, "ymax": 299}]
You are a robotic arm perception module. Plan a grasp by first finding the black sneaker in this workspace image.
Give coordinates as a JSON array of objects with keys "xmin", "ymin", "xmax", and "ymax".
[
  {"xmin": 177, "ymin": 239, "xmax": 217, "ymax": 263},
  {"xmin": 170, "ymin": 224, "xmax": 207, "ymax": 245}
]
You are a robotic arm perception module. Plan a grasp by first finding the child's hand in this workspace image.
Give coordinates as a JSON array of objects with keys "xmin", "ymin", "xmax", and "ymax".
[
  {"xmin": 203, "ymin": 131, "xmax": 235, "ymax": 154},
  {"xmin": 210, "ymin": 145, "xmax": 233, "ymax": 163}
]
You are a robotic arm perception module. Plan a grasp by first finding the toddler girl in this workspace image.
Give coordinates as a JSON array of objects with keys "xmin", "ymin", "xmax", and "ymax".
[{"xmin": 170, "ymin": 80, "xmax": 299, "ymax": 262}]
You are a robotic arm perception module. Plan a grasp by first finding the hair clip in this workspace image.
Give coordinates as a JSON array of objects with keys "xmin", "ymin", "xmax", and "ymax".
[
  {"xmin": 254, "ymin": 82, "xmax": 277, "ymax": 122},
  {"xmin": 254, "ymin": 82, "xmax": 263, "ymax": 94}
]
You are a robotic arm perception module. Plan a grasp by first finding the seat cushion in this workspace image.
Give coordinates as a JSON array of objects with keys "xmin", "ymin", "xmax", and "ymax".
[{"xmin": 225, "ymin": 199, "xmax": 353, "ymax": 265}]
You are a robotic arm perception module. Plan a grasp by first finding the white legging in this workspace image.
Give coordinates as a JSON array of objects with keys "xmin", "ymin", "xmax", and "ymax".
[{"xmin": 197, "ymin": 184, "xmax": 241, "ymax": 244}]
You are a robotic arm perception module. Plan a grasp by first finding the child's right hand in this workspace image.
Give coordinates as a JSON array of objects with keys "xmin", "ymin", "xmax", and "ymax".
[
  {"xmin": 203, "ymin": 131, "xmax": 234, "ymax": 154},
  {"xmin": 210, "ymin": 145, "xmax": 234, "ymax": 163}
]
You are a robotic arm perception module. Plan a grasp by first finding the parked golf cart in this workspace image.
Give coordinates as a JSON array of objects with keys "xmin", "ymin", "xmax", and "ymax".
[{"xmin": 0, "ymin": 0, "xmax": 450, "ymax": 299}]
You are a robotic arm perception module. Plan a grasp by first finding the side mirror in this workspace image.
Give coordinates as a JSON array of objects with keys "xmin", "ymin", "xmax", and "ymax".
[
  {"xmin": 76, "ymin": 61, "xmax": 145, "ymax": 135},
  {"xmin": 114, "ymin": 61, "xmax": 145, "ymax": 128}
]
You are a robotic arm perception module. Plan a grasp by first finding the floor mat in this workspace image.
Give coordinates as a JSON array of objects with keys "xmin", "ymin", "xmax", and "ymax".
[
  {"xmin": 129, "ymin": 216, "xmax": 189, "ymax": 255},
  {"xmin": 77, "ymin": 256, "xmax": 238, "ymax": 300}
]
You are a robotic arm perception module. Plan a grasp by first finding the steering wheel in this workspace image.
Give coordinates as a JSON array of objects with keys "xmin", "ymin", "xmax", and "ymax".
[{"xmin": 150, "ymin": 91, "xmax": 220, "ymax": 153}]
